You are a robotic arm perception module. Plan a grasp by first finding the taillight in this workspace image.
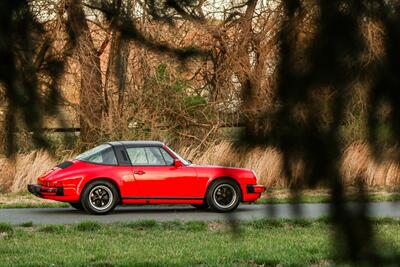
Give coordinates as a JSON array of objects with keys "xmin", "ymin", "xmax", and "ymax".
[{"xmin": 44, "ymin": 180, "xmax": 61, "ymax": 187}]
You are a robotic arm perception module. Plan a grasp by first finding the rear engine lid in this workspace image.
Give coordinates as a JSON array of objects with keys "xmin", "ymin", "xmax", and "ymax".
[{"xmin": 38, "ymin": 161, "xmax": 74, "ymax": 181}]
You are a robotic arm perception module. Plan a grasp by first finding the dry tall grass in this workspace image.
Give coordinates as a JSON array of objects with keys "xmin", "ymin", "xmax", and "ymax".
[
  {"xmin": 179, "ymin": 141, "xmax": 400, "ymax": 188},
  {"xmin": 341, "ymin": 143, "xmax": 400, "ymax": 186},
  {"xmin": 178, "ymin": 143, "xmax": 289, "ymax": 187},
  {"xmin": 0, "ymin": 150, "xmax": 57, "ymax": 193},
  {"xmin": 1, "ymin": 142, "xmax": 399, "ymax": 193}
]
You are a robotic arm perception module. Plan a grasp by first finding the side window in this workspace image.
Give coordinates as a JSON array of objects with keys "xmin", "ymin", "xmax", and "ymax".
[
  {"xmin": 75, "ymin": 144, "xmax": 117, "ymax": 165},
  {"xmin": 126, "ymin": 148, "xmax": 148, "ymax": 165},
  {"xmin": 160, "ymin": 148, "xmax": 175, "ymax": 166},
  {"xmin": 126, "ymin": 147, "xmax": 173, "ymax": 166},
  {"xmin": 145, "ymin": 147, "xmax": 166, "ymax": 166}
]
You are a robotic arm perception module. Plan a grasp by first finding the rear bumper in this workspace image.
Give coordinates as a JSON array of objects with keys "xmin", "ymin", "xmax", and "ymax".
[
  {"xmin": 246, "ymin": 184, "xmax": 266, "ymax": 194},
  {"xmin": 27, "ymin": 184, "xmax": 64, "ymax": 197},
  {"xmin": 242, "ymin": 184, "xmax": 266, "ymax": 202}
]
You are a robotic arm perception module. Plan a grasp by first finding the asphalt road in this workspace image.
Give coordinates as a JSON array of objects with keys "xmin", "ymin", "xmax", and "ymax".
[{"xmin": 0, "ymin": 202, "xmax": 399, "ymax": 225}]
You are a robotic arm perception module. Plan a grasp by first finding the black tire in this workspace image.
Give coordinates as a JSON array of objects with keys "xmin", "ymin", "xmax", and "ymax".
[
  {"xmin": 69, "ymin": 202, "xmax": 84, "ymax": 210},
  {"xmin": 81, "ymin": 180, "xmax": 119, "ymax": 215},
  {"xmin": 191, "ymin": 202, "xmax": 209, "ymax": 210},
  {"xmin": 206, "ymin": 179, "xmax": 241, "ymax": 212}
]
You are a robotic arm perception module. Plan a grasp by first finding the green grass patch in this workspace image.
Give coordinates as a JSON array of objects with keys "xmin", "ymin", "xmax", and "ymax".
[
  {"xmin": 19, "ymin": 221, "xmax": 33, "ymax": 227},
  {"xmin": 372, "ymin": 217, "xmax": 400, "ymax": 226},
  {"xmin": 256, "ymin": 192, "xmax": 400, "ymax": 204},
  {"xmin": 38, "ymin": 224, "xmax": 65, "ymax": 234},
  {"xmin": 243, "ymin": 218, "xmax": 325, "ymax": 229},
  {"xmin": 122, "ymin": 219, "xmax": 159, "ymax": 229},
  {"xmin": 74, "ymin": 221, "xmax": 101, "ymax": 232},
  {"xmin": 0, "ymin": 219, "xmax": 398, "ymax": 266},
  {"xmin": 0, "ymin": 222, "xmax": 13, "ymax": 233},
  {"xmin": 121, "ymin": 220, "xmax": 207, "ymax": 231},
  {"xmin": 185, "ymin": 221, "xmax": 207, "ymax": 231},
  {"xmin": 161, "ymin": 220, "xmax": 184, "ymax": 230},
  {"xmin": 245, "ymin": 218, "xmax": 285, "ymax": 229}
]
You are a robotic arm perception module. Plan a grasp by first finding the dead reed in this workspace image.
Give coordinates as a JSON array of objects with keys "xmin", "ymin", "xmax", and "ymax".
[
  {"xmin": 0, "ymin": 150, "xmax": 57, "ymax": 193},
  {"xmin": 0, "ymin": 142, "xmax": 399, "ymax": 193},
  {"xmin": 179, "ymin": 141, "xmax": 400, "ymax": 188}
]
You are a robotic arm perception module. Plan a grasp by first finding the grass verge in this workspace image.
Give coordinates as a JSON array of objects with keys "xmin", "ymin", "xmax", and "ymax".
[
  {"xmin": 256, "ymin": 188, "xmax": 400, "ymax": 204},
  {"xmin": 0, "ymin": 219, "xmax": 399, "ymax": 266},
  {"xmin": 0, "ymin": 192, "xmax": 68, "ymax": 209}
]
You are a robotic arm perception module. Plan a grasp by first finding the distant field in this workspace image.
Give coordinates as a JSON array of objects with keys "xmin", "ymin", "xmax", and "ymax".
[{"xmin": 0, "ymin": 219, "xmax": 399, "ymax": 266}]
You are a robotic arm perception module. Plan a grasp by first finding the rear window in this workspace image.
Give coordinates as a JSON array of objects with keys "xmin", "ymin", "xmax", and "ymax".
[{"xmin": 75, "ymin": 144, "xmax": 117, "ymax": 165}]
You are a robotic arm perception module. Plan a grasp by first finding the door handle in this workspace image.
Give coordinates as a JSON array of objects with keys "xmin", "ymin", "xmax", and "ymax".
[{"xmin": 134, "ymin": 170, "xmax": 146, "ymax": 175}]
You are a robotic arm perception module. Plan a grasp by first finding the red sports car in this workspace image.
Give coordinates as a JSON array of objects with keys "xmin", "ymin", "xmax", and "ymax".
[{"xmin": 28, "ymin": 141, "xmax": 266, "ymax": 215}]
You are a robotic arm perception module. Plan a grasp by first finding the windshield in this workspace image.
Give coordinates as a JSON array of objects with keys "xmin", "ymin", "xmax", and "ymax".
[
  {"xmin": 166, "ymin": 146, "xmax": 191, "ymax": 165},
  {"xmin": 75, "ymin": 144, "xmax": 117, "ymax": 165}
]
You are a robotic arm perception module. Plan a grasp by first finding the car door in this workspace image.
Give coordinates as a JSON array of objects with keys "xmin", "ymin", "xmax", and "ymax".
[
  {"xmin": 111, "ymin": 143, "xmax": 140, "ymax": 197},
  {"xmin": 126, "ymin": 146, "xmax": 200, "ymax": 199}
]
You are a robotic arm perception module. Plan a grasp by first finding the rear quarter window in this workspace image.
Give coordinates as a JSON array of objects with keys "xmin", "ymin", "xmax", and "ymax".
[
  {"xmin": 56, "ymin": 161, "xmax": 74, "ymax": 169},
  {"xmin": 75, "ymin": 144, "xmax": 118, "ymax": 165}
]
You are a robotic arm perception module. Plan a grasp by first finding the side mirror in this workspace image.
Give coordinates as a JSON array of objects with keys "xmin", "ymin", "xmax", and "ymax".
[{"xmin": 174, "ymin": 159, "xmax": 183, "ymax": 167}]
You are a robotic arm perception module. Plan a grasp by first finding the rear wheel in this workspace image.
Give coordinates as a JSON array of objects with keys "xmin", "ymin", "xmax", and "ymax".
[
  {"xmin": 207, "ymin": 179, "xmax": 241, "ymax": 212},
  {"xmin": 69, "ymin": 202, "xmax": 84, "ymax": 210},
  {"xmin": 81, "ymin": 180, "xmax": 119, "ymax": 215}
]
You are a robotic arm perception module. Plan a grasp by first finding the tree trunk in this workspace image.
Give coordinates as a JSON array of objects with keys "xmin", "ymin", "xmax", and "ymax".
[
  {"xmin": 115, "ymin": 32, "xmax": 129, "ymax": 115},
  {"xmin": 66, "ymin": 0, "xmax": 103, "ymax": 145},
  {"xmin": 236, "ymin": 0, "xmax": 263, "ymax": 138}
]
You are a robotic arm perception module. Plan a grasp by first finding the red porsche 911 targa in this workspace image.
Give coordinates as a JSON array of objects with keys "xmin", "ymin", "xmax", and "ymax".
[{"xmin": 28, "ymin": 141, "xmax": 265, "ymax": 215}]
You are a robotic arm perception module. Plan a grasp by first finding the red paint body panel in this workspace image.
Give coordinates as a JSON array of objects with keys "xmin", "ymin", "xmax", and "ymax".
[
  {"xmin": 29, "ymin": 144, "xmax": 266, "ymax": 206},
  {"xmin": 131, "ymin": 165, "xmax": 201, "ymax": 198}
]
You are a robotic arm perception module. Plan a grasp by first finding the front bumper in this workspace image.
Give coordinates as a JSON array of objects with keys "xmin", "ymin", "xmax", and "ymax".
[
  {"xmin": 246, "ymin": 184, "xmax": 266, "ymax": 194},
  {"xmin": 28, "ymin": 184, "xmax": 64, "ymax": 197}
]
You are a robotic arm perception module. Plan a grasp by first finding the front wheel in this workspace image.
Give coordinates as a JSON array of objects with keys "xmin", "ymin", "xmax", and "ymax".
[
  {"xmin": 206, "ymin": 179, "xmax": 241, "ymax": 212},
  {"xmin": 81, "ymin": 180, "xmax": 119, "ymax": 215}
]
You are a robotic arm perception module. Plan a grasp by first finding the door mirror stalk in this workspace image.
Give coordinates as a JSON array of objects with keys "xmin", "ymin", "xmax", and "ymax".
[{"xmin": 174, "ymin": 159, "xmax": 183, "ymax": 167}]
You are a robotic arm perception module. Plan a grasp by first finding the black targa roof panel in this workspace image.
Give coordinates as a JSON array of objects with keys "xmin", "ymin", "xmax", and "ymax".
[{"xmin": 107, "ymin": 141, "xmax": 164, "ymax": 147}]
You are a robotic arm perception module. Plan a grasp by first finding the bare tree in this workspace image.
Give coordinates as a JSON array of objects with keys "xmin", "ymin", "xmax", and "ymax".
[
  {"xmin": 0, "ymin": 0, "xmax": 65, "ymax": 155},
  {"xmin": 65, "ymin": 0, "xmax": 104, "ymax": 145}
]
